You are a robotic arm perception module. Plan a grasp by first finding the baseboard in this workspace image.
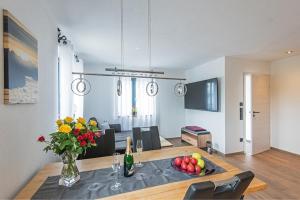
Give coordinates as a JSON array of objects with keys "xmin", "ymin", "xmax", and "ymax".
[
  {"xmin": 210, "ymin": 149, "xmax": 244, "ymax": 157},
  {"xmin": 271, "ymin": 147, "xmax": 300, "ymax": 157},
  {"xmin": 224, "ymin": 151, "xmax": 244, "ymax": 157},
  {"xmin": 210, "ymin": 149, "xmax": 225, "ymax": 157}
]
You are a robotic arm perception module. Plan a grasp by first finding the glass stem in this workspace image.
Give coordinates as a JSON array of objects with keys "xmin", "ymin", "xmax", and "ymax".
[
  {"xmin": 116, "ymin": 171, "xmax": 118, "ymax": 183},
  {"xmin": 115, "ymin": 170, "xmax": 118, "ymax": 184}
]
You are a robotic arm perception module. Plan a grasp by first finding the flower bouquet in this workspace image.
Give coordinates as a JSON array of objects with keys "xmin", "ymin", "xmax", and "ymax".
[{"xmin": 37, "ymin": 116, "xmax": 100, "ymax": 187}]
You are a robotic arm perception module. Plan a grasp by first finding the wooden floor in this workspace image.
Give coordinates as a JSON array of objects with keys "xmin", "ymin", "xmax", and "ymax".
[{"xmin": 166, "ymin": 138, "xmax": 300, "ymax": 199}]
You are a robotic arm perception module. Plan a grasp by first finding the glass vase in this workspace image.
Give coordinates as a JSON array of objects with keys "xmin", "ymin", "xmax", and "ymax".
[{"xmin": 59, "ymin": 150, "xmax": 80, "ymax": 187}]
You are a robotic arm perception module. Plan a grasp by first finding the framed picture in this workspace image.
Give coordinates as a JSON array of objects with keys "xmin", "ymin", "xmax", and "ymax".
[{"xmin": 3, "ymin": 9, "xmax": 38, "ymax": 104}]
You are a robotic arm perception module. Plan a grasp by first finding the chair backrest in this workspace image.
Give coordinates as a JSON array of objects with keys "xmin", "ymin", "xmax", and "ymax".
[
  {"xmin": 109, "ymin": 124, "xmax": 121, "ymax": 133},
  {"xmin": 141, "ymin": 130, "xmax": 153, "ymax": 151},
  {"xmin": 132, "ymin": 127, "xmax": 142, "ymax": 152},
  {"xmin": 183, "ymin": 181, "xmax": 215, "ymax": 200},
  {"xmin": 78, "ymin": 129, "xmax": 115, "ymax": 159},
  {"xmin": 89, "ymin": 117, "xmax": 100, "ymax": 129},
  {"xmin": 132, "ymin": 126, "xmax": 161, "ymax": 152},
  {"xmin": 150, "ymin": 126, "xmax": 161, "ymax": 150},
  {"xmin": 213, "ymin": 171, "xmax": 255, "ymax": 199},
  {"xmin": 183, "ymin": 171, "xmax": 255, "ymax": 200}
]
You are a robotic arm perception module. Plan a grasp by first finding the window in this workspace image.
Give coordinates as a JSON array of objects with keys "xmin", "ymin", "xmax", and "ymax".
[
  {"xmin": 58, "ymin": 45, "xmax": 84, "ymax": 119},
  {"xmin": 114, "ymin": 78, "xmax": 156, "ymax": 130}
]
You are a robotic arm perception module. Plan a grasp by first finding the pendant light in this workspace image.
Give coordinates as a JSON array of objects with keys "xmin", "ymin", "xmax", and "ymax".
[
  {"xmin": 117, "ymin": 0, "xmax": 124, "ymax": 96},
  {"xmin": 146, "ymin": 78, "xmax": 159, "ymax": 96},
  {"xmin": 174, "ymin": 82, "xmax": 187, "ymax": 96},
  {"xmin": 146, "ymin": 0, "xmax": 158, "ymax": 96},
  {"xmin": 71, "ymin": 74, "xmax": 91, "ymax": 96},
  {"xmin": 117, "ymin": 76, "xmax": 122, "ymax": 96}
]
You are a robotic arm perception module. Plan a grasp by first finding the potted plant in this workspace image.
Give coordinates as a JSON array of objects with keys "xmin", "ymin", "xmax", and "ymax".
[{"xmin": 37, "ymin": 117, "xmax": 101, "ymax": 187}]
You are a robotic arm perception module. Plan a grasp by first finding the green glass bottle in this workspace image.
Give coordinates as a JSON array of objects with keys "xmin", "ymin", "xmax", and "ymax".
[{"xmin": 124, "ymin": 136, "xmax": 134, "ymax": 177}]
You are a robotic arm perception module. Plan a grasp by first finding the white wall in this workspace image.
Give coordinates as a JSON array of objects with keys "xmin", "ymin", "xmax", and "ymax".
[
  {"xmin": 225, "ymin": 57, "xmax": 270, "ymax": 154},
  {"xmin": 185, "ymin": 57, "xmax": 226, "ymax": 153},
  {"xmin": 0, "ymin": 0, "xmax": 58, "ymax": 198},
  {"xmin": 270, "ymin": 56, "xmax": 300, "ymax": 155},
  {"xmin": 156, "ymin": 69, "xmax": 185, "ymax": 138},
  {"xmin": 83, "ymin": 65, "xmax": 115, "ymax": 123},
  {"xmin": 83, "ymin": 65, "xmax": 185, "ymax": 137}
]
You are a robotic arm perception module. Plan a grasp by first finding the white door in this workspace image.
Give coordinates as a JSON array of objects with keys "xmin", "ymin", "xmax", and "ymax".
[{"xmin": 244, "ymin": 74, "xmax": 270, "ymax": 155}]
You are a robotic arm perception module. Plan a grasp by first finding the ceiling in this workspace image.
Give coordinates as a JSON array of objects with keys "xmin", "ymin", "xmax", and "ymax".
[{"xmin": 44, "ymin": 0, "xmax": 300, "ymax": 69}]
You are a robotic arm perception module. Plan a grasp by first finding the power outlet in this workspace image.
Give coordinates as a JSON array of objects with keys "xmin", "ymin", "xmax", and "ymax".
[{"xmin": 240, "ymin": 138, "xmax": 243, "ymax": 142}]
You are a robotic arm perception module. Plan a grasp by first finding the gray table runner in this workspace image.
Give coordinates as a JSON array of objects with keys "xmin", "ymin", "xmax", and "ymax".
[{"xmin": 32, "ymin": 157, "xmax": 225, "ymax": 199}]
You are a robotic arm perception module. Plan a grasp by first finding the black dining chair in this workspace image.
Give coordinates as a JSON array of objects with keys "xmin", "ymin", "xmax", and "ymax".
[
  {"xmin": 150, "ymin": 126, "xmax": 161, "ymax": 150},
  {"xmin": 183, "ymin": 181, "xmax": 215, "ymax": 199},
  {"xmin": 109, "ymin": 123, "xmax": 122, "ymax": 133},
  {"xmin": 78, "ymin": 128, "xmax": 115, "ymax": 159},
  {"xmin": 89, "ymin": 117, "xmax": 101, "ymax": 130},
  {"xmin": 132, "ymin": 126, "xmax": 161, "ymax": 152},
  {"xmin": 183, "ymin": 171, "xmax": 255, "ymax": 200},
  {"xmin": 132, "ymin": 127, "xmax": 141, "ymax": 152}
]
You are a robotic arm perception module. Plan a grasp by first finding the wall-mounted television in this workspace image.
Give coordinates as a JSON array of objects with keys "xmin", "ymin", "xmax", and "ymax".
[{"xmin": 184, "ymin": 78, "xmax": 219, "ymax": 112}]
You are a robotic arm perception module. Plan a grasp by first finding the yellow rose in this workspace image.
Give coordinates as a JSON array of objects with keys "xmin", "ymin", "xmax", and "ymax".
[
  {"xmin": 56, "ymin": 119, "xmax": 63, "ymax": 126},
  {"xmin": 64, "ymin": 116, "xmax": 73, "ymax": 124},
  {"xmin": 89, "ymin": 120, "xmax": 97, "ymax": 127},
  {"xmin": 77, "ymin": 117, "xmax": 86, "ymax": 124},
  {"xmin": 75, "ymin": 123, "xmax": 84, "ymax": 130},
  {"xmin": 59, "ymin": 124, "xmax": 72, "ymax": 134}
]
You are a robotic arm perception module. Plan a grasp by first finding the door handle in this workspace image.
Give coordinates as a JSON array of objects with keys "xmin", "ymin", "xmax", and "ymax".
[{"xmin": 253, "ymin": 111, "xmax": 260, "ymax": 117}]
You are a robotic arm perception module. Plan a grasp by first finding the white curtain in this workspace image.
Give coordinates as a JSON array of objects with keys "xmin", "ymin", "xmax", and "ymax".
[
  {"xmin": 114, "ymin": 77, "xmax": 132, "ymax": 131},
  {"xmin": 72, "ymin": 59, "xmax": 84, "ymax": 119},
  {"xmin": 58, "ymin": 44, "xmax": 84, "ymax": 119},
  {"xmin": 134, "ymin": 78, "xmax": 157, "ymax": 127}
]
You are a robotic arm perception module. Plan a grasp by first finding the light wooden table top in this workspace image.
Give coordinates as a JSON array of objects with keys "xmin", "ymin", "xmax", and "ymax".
[{"xmin": 15, "ymin": 146, "xmax": 267, "ymax": 199}]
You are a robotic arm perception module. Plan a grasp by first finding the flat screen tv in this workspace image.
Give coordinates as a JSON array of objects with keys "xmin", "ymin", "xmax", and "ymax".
[{"xmin": 184, "ymin": 78, "xmax": 219, "ymax": 112}]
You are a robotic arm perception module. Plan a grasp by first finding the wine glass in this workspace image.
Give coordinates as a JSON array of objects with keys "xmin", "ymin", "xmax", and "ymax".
[
  {"xmin": 135, "ymin": 139, "xmax": 144, "ymax": 167},
  {"xmin": 110, "ymin": 153, "xmax": 121, "ymax": 191}
]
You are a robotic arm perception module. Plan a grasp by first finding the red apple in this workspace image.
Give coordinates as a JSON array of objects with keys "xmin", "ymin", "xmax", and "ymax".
[
  {"xmin": 190, "ymin": 158, "xmax": 198, "ymax": 166},
  {"xmin": 174, "ymin": 157, "xmax": 182, "ymax": 167},
  {"xmin": 187, "ymin": 164, "xmax": 195, "ymax": 173},
  {"xmin": 195, "ymin": 165, "xmax": 202, "ymax": 174},
  {"xmin": 181, "ymin": 162, "xmax": 188, "ymax": 170},
  {"xmin": 183, "ymin": 156, "xmax": 190, "ymax": 164}
]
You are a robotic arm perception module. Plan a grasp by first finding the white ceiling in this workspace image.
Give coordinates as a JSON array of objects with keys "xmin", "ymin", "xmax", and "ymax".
[{"xmin": 44, "ymin": 0, "xmax": 300, "ymax": 69}]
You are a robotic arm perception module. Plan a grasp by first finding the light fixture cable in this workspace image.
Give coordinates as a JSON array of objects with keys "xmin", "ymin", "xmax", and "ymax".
[
  {"xmin": 117, "ymin": 0, "xmax": 124, "ymax": 96},
  {"xmin": 148, "ymin": 0, "xmax": 152, "ymax": 69},
  {"xmin": 121, "ymin": 0, "xmax": 124, "ymax": 70}
]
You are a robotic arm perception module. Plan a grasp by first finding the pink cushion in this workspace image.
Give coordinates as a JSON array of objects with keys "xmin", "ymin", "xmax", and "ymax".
[{"xmin": 185, "ymin": 126, "xmax": 207, "ymax": 131}]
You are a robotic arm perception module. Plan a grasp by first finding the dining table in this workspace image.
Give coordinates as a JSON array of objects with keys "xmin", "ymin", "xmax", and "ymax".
[{"xmin": 15, "ymin": 146, "xmax": 267, "ymax": 199}]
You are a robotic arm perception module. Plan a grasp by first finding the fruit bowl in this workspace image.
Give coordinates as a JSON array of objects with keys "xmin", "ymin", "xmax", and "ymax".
[{"xmin": 171, "ymin": 156, "xmax": 215, "ymax": 176}]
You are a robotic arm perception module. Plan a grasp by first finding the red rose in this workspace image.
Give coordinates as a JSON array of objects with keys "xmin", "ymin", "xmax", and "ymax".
[
  {"xmin": 73, "ymin": 129, "xmax": 80, "ymax": 136},
  {"xmin": 77, "ymin": 135, "xmax": 83, "ymax": 141},
  {"xmin": 87, "ymin": 132, "xmax": 92, "ymax": 137},
  {"xmin": 95, "ymin": 131, "xmax": 101, "ymax": 137},
  {"xmin": 91, "ymin": 140, "xmax": 96, "ymax": 144},
  {"xmin": 37, "ymin": 136, "xmax": 45, "ymax": 142},
  {"xmin": 83, "ymin": 133, "xmax": 88, "ymax": 139},
  {"xmin": 88, "ymin": 134, "xmax": 93, "ymax": 141},
  {"xmin": 80, "ymin": 140, "xmax": 87, "ymax": 147}
]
